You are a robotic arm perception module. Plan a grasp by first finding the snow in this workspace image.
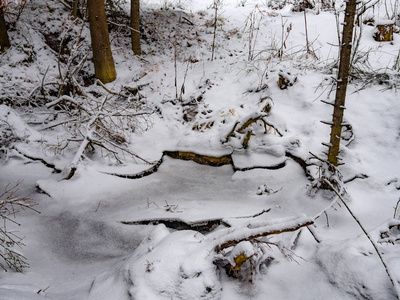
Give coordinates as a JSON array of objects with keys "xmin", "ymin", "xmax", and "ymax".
[{"xmin": 1, "ymin": 0, "xmax": 400, "ymax": 299}]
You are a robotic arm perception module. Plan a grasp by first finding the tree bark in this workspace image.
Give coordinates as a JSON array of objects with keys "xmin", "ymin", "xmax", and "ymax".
[
  {"xmin": 72, "ymin": 0, "xmax": 79, "ymax": 19},
  {"xmin": 0, "ymin": 3, "xmax": 10, "ymax": 53},
  {"xmin": 131, "ymin": 0, "xmax": 141, "ymax": 55},
  {"xmin": 327, "ymin": 0, "xmax": 358, "ymax": 166},
  {"xmin": 87, "ymin": 0, "xmax": 116, "ymax": 83}
]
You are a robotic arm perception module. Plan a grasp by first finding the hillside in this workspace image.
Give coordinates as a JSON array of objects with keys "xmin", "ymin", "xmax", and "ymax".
[{"xmin": 0, "ymin": 0, "xmax": 400, "ymax": 299}]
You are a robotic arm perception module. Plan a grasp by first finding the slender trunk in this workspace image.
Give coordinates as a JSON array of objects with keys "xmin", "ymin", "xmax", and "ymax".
[
  {"xmin": 211, "ymin": 0, "xmax": 218, "ymax": 61},
  {"xmin": 87, "ymin": 0, "xmax": 116, "ymax": 83},
  {"xmin": 327, "ymin": 0, "xmax": 358, "ymax": 166},
  {"xmin": 0, "ymin": 4, "xmax": 10, "ymax": 52},
  {"xmin": 72, "ymin": 0, "xmax": 79, "ymax": 19},
  {"xmin": 131, "ymin": 0, "xmax": 141, "ymax": 55}
]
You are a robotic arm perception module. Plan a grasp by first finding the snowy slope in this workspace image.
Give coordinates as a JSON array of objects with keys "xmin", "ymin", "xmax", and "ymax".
[{"xmin": 0, "ymin": 0, "xmax": 400, "ymax": 299}]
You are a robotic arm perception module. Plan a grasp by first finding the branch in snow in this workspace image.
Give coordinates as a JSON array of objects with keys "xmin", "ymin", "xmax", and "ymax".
[
  {"xmin": 210, "ymin": 215, "xmax": 313, "ymax": 252},
  {"xmin": 13, "ymin": 147, "xmax": 62, "ymax": 173}
]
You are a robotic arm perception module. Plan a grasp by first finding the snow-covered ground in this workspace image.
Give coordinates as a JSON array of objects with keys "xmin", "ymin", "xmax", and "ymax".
[{"xmin": 0, "ymin": 0, "xmax": 400, "ymax": 299}]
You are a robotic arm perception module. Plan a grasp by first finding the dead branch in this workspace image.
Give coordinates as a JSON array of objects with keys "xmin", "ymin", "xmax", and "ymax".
[
  {"xmin": 13, "ymin": 147, "xmax": 62, "ymax": 173},
  {"xmin": 235, "ymin": 209, "xmax": 271, "ymax": 219},
  {"xmin": 46, "ymin": 95, "xmax": 90, "ymax": 113},
  {"xmin": 285, "ymin": 151, "xmax": 314, "ymax": 180},
  {"xmin": 96, "ymin": 79, "xmax": 127, "ymax": 97},
  {"xmin": 224, "ymin": 114, "xmax": 283, "ymax": 148},
  {"xmin": 164, "ymin": 151, "xmax": 232, "ymax": 167},
  {"xmin": 344, "ymin": 174, "xmax": 369, "ymax": 184},
  {"xmin": 212, "ymin": 215, "xmax": 313, "ymax": 252},
  {"xmin": 121, "ymin": 218, "xmax": 227, "ymax": 233},
  {"xmin": 103, "ymin": 157, "xmax": 163, "ymax": 179}
]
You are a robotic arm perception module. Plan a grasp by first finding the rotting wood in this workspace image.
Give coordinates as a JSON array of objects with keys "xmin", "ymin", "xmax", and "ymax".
[
  {"xmin": 224, "ymin": 115, "xmax": 283, "ymax": 148},
  {"xmin": 121, "ymin": 209, "xmax": 273, "ymax": 232},
  {"xmin": 16, "ymin": 147, "xmax": 289, "ymax": 182},
  {"xmin": 373, "ymin": 22, "xmax": 394, "ymax": 42},
  {"xmin": 242, "ymin": 131, "xmax": 253, "ymax": 148},
  {"xmin": 234, "ymin": 161, "xmax": 286, "ymax": 172},
  {"xmin": 121, "ymin": 218, "xmax": 229, "ymax": 233},
  {"xmin": 226, "ymin": 253, "xmax": 255, "ymax": 274},
  {"xmin": 102, "ymin": 157, "xmax": 163, "ymax": 179},
  {"xmin": 285, "ymin": 151, "xmax": 314, "ymax": 180},
  {"xmin": 164, "ymin": 150, "xmax": 233, "ymax": 166},
  {"xmin": 237, "ymin": 116, "xmax": 282, "ymax": 137}
]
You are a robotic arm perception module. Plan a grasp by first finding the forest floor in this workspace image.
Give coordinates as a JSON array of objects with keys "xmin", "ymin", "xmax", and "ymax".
[{"xmin": 0, "ymin": 0, "xmax": 400, "ymax": 299}]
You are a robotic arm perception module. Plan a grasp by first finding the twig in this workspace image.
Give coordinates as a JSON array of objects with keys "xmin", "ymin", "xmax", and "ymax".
[
  {"xmin": 174, "ymin": 38, "xmax": 178, "ymax": 99},
  {"xmin": 307, "ymin": 225, "xmax": 321, "ymax": 243},
  {"xmin": 394, "ymin": 198, "xmax": 400, "ymax": 219},
  {"xmin": 13, "ymin": 147, "xmax": 62, "ymax": 174},
  {"xmin": 179, "ymin": 62, "xmax": 190, "ymax": 101},
  {"xmin": 94, "ymin": 201, "xmax": 101, "ymax": 212},
  {"xmin": 107, "ymin": 20, "xmax": 140, "ymax": 34},
  {"xmin": 235, "ymin": 209, "xmax": 271, "ymax": 219},
  {"xmin": 96, "ymin": 79, "xmax": 126, "ymax": 97}
]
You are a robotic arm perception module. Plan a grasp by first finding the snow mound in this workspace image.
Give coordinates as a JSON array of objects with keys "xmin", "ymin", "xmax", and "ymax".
[
  {"xmin": 89, "ymin": 225, "xmax": 221, "ymax": 300},
  {"xmin": 315, "ymin": 235, "xmax": 399, "ymax": 300}
]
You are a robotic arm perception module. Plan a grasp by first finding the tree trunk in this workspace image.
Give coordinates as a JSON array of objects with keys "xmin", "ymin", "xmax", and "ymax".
[
  {"xmin": 327, "ymin": 0, "xmax": 358, "ymax": 166},
  {"xmin": 72, "ymin": 0, "xmax": 79, "ymax": 19},
  {"xmin": 131, "ymin": 0, "xmax": 142, "ymax": 55},
  {"xmin": 131, "ymin": 0, "xmax": 141, "ymax": 55},
  {"xmin": 87, "ymin": 0, "xmax": 116, "ymax": 83},
  {"xmin": 0, "ymin": 4, "xmax": 10, "ymax": 53}
]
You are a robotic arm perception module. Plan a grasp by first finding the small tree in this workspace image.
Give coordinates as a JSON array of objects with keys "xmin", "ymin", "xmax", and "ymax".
[
  {"xmin": 327, "ymin": 0, "xmax": 358, "ymax": 166},
  {"xmin": 0, "ymin": 1, "xmax": 10, "ymax": 53},
  {"xmin": 87, "ymin": 0, "xmax": 116, "ymax": 83},
  {"xmin": 131, "ymin": 0, "xmax": 141, "ymax": 55},
  {"xmin": 71, "ymin": 0, "xmax": 79, "ymax": 19}
]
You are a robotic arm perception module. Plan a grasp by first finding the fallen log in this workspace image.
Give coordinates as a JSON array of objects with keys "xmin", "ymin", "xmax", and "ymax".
[
  {"xmin": 121, "ymin": 218, "xmax": 228, "ymax": 233},
  {"xmin": 210, "ymin": 214, "xmax": 313, "ymax": 281},
  {"xmin": 210, "ymin": 214, "xmax": 313, "ymax": 252},
  {"xmin": 164, "ymin": 150, "xmax": 233, "ymax": 166},
  {"xmin": 120, "ymin": 209, "xmax": 272, "ymax": 233}
]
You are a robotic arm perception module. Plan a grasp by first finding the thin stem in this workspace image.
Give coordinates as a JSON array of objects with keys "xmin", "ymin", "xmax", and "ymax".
[{"xmin": 211, "ymin": 0, "xmax": 218, "ymax": 61}]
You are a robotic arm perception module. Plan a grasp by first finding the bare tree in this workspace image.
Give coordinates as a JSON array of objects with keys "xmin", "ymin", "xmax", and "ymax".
[
  {"xmin": 327, "ymin": 0, "xmax": 358, "ymax": 166},
  {"xmin": 0, "ymin": 1, "xmax": 10, "ymax": 53},
  {"xmin": 131, "ymin": 0, "xmax": 141, "ymax": 55},
  {"xmin": 87, "ymin": 0, "xmax": 117, "ymax": 83},
  {"xmin": 72, "ymin": 0, "xmax": 79, "ymax": 19}
]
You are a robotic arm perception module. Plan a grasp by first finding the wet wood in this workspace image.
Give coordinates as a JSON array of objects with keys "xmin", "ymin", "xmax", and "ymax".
[
  {"xmin": 121, "ymin": 218, "xmax": 228, "ymax": 233},
  {"xmin": 374, "ymin": 22, "xmax": 394, "ymax": 42},
  {"xmin": 164, "ymin": 150, "xmax": 233, "ymax": 166}
]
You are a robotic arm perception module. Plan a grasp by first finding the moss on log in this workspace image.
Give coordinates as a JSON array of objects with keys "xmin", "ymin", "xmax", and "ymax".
[
  {"xmin": 374, "ymin": 22, "xmax": 394, "ymax": 42},
  {"xmin": 164, "ymin": 151, "xmax": 233, "ymax": 166}
]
